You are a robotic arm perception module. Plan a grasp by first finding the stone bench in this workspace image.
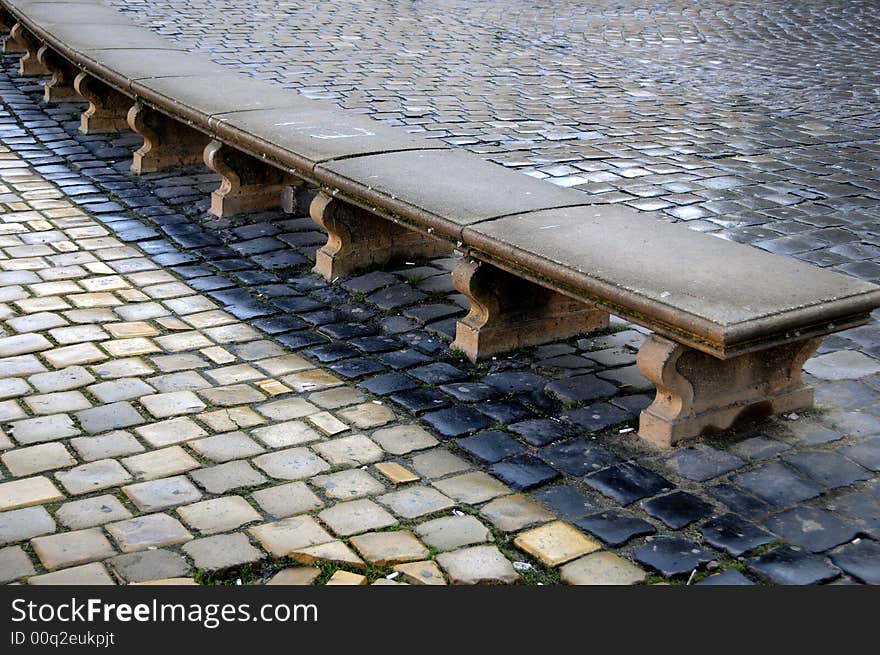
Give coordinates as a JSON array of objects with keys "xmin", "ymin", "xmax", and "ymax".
[{"xmin": 3, "ymin": 0, "xmax": 879, "ymax": 449}]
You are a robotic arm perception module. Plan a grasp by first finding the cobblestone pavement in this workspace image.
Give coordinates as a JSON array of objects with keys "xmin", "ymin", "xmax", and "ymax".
[{"xmin": 0, "ymin": 0, "xmax": 879, "ymax": 585}]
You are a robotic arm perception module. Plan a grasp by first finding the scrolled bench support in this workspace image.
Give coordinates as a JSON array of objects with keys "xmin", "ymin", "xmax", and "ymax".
[
  {"xmin": 0, "ymin": 10, "xmax": 24, "ymax": 54},
  {"xmin": 310, "ymin": 192, "xmax": 452, "ymax": 280},
  {"xmin": 203, "ymin": 140, "xmax": 292, "ymax": 217},
  {"xmin": 637, "ymin": 334, "xmax": 822, "ymax": 448},
  {"xmin": 127, "ymin": 102, "xmax": 209, "ymax": 174},
  {"xmin": 73, "ymin": 72, "xmax": 131, "ymax": 135},
  {"xmin": 37, "ymin": 46, "xmax": 81, "ymax": 104},
  {"xmin": 11, "ymin": 23, "xmax": 48, "ymax": 76},
  {"xmin": 452, "ymin": 258, "xmax": 610, "ymax": 362}
]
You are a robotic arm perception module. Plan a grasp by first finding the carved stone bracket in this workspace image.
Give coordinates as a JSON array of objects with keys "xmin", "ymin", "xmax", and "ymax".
[
  {"xmin": 73, "ymin": 72, "xmax": 132, "ymax": 135},
  {"xmin": 127, "ymin": 102, "xmax": 209, "ymax": 174},
  {"xmin": 0, "ymin": 11, "xmax": 24, "ymax": 54},
  {"xmin": 310, "ymin": 191, "xmax": 452, "ymax": 280},
  {"xmin": 637, "ymin": 334, "xmax": 822, "ymax": 448},
  {"xmin": 11, "ymin": 23, "xmax": 47, "ymax": 76},
  {"xmin": 37, "ymin": 46, "xmax": 81, "ymax": 103},
  {"xmin": 452, "ymin": 257, "xmax": 610, "ymax": 362},
  {"xmin": 203, "ymin": 140, "xmax": 292, "ymax": 217}
]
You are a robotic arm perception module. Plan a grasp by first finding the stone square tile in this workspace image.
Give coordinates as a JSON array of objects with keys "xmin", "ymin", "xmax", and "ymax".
[
  {"xmin": 178, "ymin": 496, "xmax": 262, "ymax": 535},
  {"xmin": 154, "ymin": 332, "xmax": 213, "ymax": 353},
  {"xmin": 0, "ymin": 378, "xmax": 30, "ymax": 402},
  {"xmin": 480, "ymin": 494, "xmax": 555, "ymax": 532},
  {"xmin": 281, "ymin": 369, "xmax": 343, "ymax": 393},
  {"xmin": 253, "ymin": 379, "xmax": 291, "ymax": 396},
  {"xmin": 43, "ymin": 343, "xmax": 107, "ymax": 368},
  {"xmin": 189, "ymin": 461, "xmax": 267, "ymax": 494},
  {"xmin": 253, "ymin": 448, "xmax": 330, "ymax": 480},
  {"xmin": 28, "ymin": 365, "xmax": 95, "ymax": 393},
  {"xmin": 256, "ymin": 397, "xmax": 319, "ymax": 421},
  {"xmin": 0, "ymin": 506, "xmax": 56, "ymax": 545},
  {"xmin": 337, "ymin": 403, "xmax": 396, "ymax": 429},
  {"xmin": 411, "ymin": 449, "xmax": 471, "ymax": 479},
  {"xmin": 318, "ymin": 498, "xmax": 398, "ymax": 537},
  {"xmin": 189, "ymin": 431, "xmax": 265, "ymax": 463},
  {"xmin": 11, "ymin": 414, "xmax": 79, "ymax": 444},
  {"xmin": 312, "ymin": 469, "xmax": 386, "ymax": 500},
  {"xmin": 197, "ymin": 384, "xmax": 266, "ymax": 408},
  {"xmin": 371, "ymin": 424, "xmax": 439, "ymax": 455},
  {"xmin": 829, "ymin": 539, "xmax": 880, "ymax": 585},
  {"xmin": 104, "ymin": 321, "xmax": 160, "ymax": 339},
  {"xmin": 182, "ymin": 310, "xmax": 237, "ymax": 329},
  {"xmin": 148, "ymin": 371, "xmax": 212, "ymax": 393},
  {"xmin": 514, "ymin": 521, "xmax": 601, "ymax": 567},
  {"xmin": 433, "ymin": 471, "xmax": 510, "ymax": 505},
  {"xmin": 76, "ymin": 402, "xmax": 145, "ymax": 433},
  {"xmin": 199, "ymin": 407, "xmax": 265, "ymax": 432},
  {"xmin": 0, "ymin": 546, "xmax": 36, "ymax": 583},
  {"xmin": 101, "ymin": 338, "xmax": 161, "ymax": 358},
  {"xmin": 308, "ymin": 387, "xmax": 367, "ymax": 410},
  {"xmin": 306, "ymin": 411, "xmax": 350, "ymax": 436},
  {"xmin": 25, "ymin": 390, "xmax": 92, "ymax": 415},
  {"xmin": 1, "ymin": 442, "xmax": 76, "ymax": 477},
  {"xmin": 574, "ymin": 510, "xmax": 656, "ymax": 547},
  {"xmin": 144, "ymin": 282, "xmax": 194, "ymax": 300},
  {"xmin": 251, "ymin": 481, "xmax": 324, "ymax": 518},
  {"xmin": 56, "ymin": 459, "xmax": 132, "ymax": 495},
  {"xmin": 633, "ymin": 537, "xmax": 715, "ymax": 578},
  {"xmin": 87, "ymin": 378, "xmax": 155, "ymax": 403},
  {"xmin": 326, "ymin": 570, "xmax": 367, "ymax": 585},
  {"xmin": 7, "ymin": 312, "xmax": 68, "ymax": 334},
  {"xmin": 108, "ymin": 549, "xmax": 190, "ymax": 583},
  {"xmin": 764, "ymin": 507, "xmax": 859, "ymax": 553},
  {"xmin": 374, "ymin": 462, "xmax": 419, "ymax": 485},
  {"xmin": 0, "ymin": 401, "xmax": 28, "ymax": 424},
  {"xmin": 0, "ymin": 354, "xmax": 47, "ymax": 378},
  {"xmin": 90, "ymin": 357, "xmax": 154, "ymax": 379},
  {"xmin": 415, "ymin": 515, "xmax": 492, "ymax": 552},
  {"xmin": 114, "ymin": 302, "xmax": 168, "ymax": 322},
  {"xmin": 204, "ymin": 364, "xmax": 264, "ymax": 385},
  {"xmin": 393, "ymin": 560, "xmax": 446, "ymax": 585},
  {"xmin": 28, "ymin": 562, "xmax": 115, "ymax": 585},
  {"xmin": 350, "ymin": 530, "xmax": 429, "ymax": 565},
  {"xmin": 201, "ymin": 346, "xmax": 235, "ymax": 365},
  {"xmin": 312, "ymin": 435, "xmax": 383, "ymax": 467},
  {"xmin": 377, "ymin": 486, "xmax": 455, "ymax": 519},
  {"xmin": 182, "ymin": 533, "xmax": 264, "ymax": 572},
  {"xmin": 232, "ymin": 341, "xmax": 286, "ymax": 361},
  {"xmin": 202, "ymin": 323, "xmax": 262, "ymax": 343},
  {"xmin": 134, "ymin": 417, "xmax": 207, "ymax": 448},
  {"xmin": 249, "ymin": 515, "xmax": 335, "ymax": 556},
  {"xmin": 289, "ymin": 540, "xmax": 365, "ymax": 570},
  {"xmin": 747, "ymin": 545, "xmax": 840, "ymax": 585},
  {"xmin": 123, "ymin": 476, "xmax": 203, "ymax": 512},
  {"xmin": 251, "ymin": 421, "xmax": 321, "ymax": 448},
  {"xmin": 107, "ymin": 513, "xmax": 193, "ymax": 553},
  {"xmin": 560, "ymin": 552, "xmax": 647, "ymax": 585},
  {"xmin": 69, "ymin": 432, "xmax": 146, "ymax": 461},
  {"xmin": 436, "ymin": 545, "xmax": 519, "ymax": 584},
  {"xmin": 266, "ymin": 567, "xmax": 320, "ymax": 586},
  {"xmin": 122, "ymin": 446, "xmax": 200, "ymax": 481},
  {"xmin": 48, "ymin": 325, "xmax": 108, "ymax": 345},
  {"xmin": 31, "ymin": 527, "xmax": 115, "ymax": 570},
  {"xmin": 642, "ymin": 491, "xmax": 713, "ymax": 530},
  {"xmin": 139, "ymin": 391, "xmax": 206, "ymax": 419},
  {"xmin": 700, "ymin": 513, "xmax": 774, "ymax": 557},
  {"xmin": 55, "ymin": 495, "xmax": 132, "ymax": 530},
  {"xmin": 0, "ymin": 333, "xmax": 52, "ymax": 357},
  {"xmin": 255, "ymin": 354, "xmax": 313, "ymax": 377},
  {"xmin": 0, "ymin": 476, "xmax": 64, "ymax": 511},
  {"xmin": 149, "ymin": 353, "xmax": 211, "ymax": 373}
]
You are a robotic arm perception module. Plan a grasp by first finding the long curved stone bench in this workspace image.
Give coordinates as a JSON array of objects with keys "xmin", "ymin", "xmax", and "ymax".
[{"xmin": 2, "ymin": 0, "xmax": 879, "ymax": 448}]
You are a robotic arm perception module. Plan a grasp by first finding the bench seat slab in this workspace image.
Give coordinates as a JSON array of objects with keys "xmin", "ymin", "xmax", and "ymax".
[
  {"xmin": 637, "ymin": 334, "xmax": 821, "ymax": 448},
  {"xmin": 310, "ymin": 192, "xmax": 452, "ymax": 280},
  {"xmin": 73, "ymin": 71, "xmax": 130, "ymax": 134},
  {"xmin": 127, "ymin": 101, "xmax": 210, "ymax": 174},
  {"xmin": 452, "ymin": 258, "xmax": 610, "ymax": 362},
  {"xmin": 203, "ymin": 140, "xmax": 291, "ymax": 217}
]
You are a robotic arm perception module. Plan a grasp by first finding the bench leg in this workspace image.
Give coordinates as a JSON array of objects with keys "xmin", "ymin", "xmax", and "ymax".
[
  {"xmin": 203, "ymin": 140, "xmax": 292, "ymax": 217},
  {"xmin": 452, "ymin": 258, "xmax": 610, "ymax": 362},
  {"xmin": 1, "ymin": 12, "xmax": 25, "ymax": 54},
  {"xmin": 11, "ymin": 24, "xmax": 48, "ymax": 77},
  {"xmin": 73, "ymin": 72, "xmax": 131, "ymax": 135},
  {"xmin": 37, "ymin": 46, "xmax": 81, "ymax": 104},
  {"xmin": 310, "ymin": 191, "xmax": 453, "ymax": 280},
  {"xmin": 127, "ymin": 102, "xmax": 209, "ymax": 174},
  {"xmin": 637, "ymin": 334, "xmax": 822, "ymax": 448}
]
